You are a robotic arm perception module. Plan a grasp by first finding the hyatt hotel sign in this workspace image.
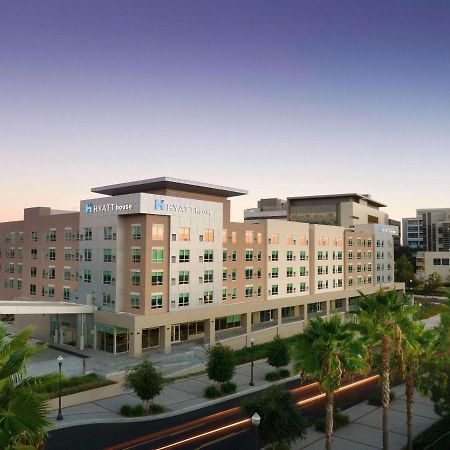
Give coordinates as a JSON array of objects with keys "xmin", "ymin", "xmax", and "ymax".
[
  {"xmin": 85, "ymin": 203, "xmax": 133, "ymax": 214},
  {"xmin": 154, "ymin": 199, "xmax": 213, "ymax": 216}
]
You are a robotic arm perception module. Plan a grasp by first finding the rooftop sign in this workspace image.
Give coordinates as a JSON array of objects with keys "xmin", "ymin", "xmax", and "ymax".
[
  {"xmin": 85, "ymin": 203, "xmax": 133, "ymax": 214},
  {"xmin": 154, "ymin": 199, "xmax": 212, "ymax": 216}
]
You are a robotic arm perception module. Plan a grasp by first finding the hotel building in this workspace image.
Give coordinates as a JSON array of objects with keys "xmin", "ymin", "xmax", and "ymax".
[{"xmin": 0, "ymin": 177, "xmax": 400, "ymax": 356}]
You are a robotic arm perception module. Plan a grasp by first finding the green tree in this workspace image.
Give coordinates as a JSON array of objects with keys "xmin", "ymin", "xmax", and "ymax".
[
  {"xmin": 0, "ymin": 326, "xmax": 56, "ymax": 450},
  {"xmin": 266, "ymin": 335, "xmax": 291, "ymax": 374},
  {"xmin": 394, "ymin": 255, "xmax": 415, "ymax": 287},
  {"xmin": 292, "ymin": 316, "xmax": 367, "ymax": 450},
  {"xmin": 395, "ymin": 320, "xmax": 438, "ymax": 450},
  {"xmin": 423, "ymin": 272, "xmax": 442, "ymax": 293},
  {"xmin": 242, "ymin": 384, "xmax": 308, "ymax": 448},
  {"xmin": 353, "ymin": 289, "xmax": 415, "ymax": 450},
  {"xmin": 124, "ymin": 359, "xmax": 164, "ymax": 413},
  {"xmin": 206, "ymin": 343, "xmax": 235, "ymax": 393}
]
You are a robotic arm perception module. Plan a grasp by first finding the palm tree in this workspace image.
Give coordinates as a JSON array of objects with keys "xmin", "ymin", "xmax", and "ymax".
[
  {"xmin": 292, "ymin": 315, "xmax": 367, "ymax": 450},
  {"xmin": 353, "ymin": 289, "xmax": 415, "ymax": 450},
  {"xmin": 0, "ymin": 326, "xmax": 57, "ymax": 449},
  {"xmin": 395, "ymin": 321, "xmax": 437, "ymax": 450}
]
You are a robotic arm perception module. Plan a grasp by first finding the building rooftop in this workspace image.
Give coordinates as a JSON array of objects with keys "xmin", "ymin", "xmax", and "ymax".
[
  {"xmin": 287, "ymin": 193, "xmax": 386, "ymax": 208},
  {"xmin": 91, "ymin": 176, "xmax": 248, "ymax": 198}
]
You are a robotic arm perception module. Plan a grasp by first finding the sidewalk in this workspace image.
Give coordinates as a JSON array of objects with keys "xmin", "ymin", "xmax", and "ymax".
[
  {"xmin": 293, "ymin": 384, "xmax": 441, "ymax": 450},
  {"xmin": 47, "ymin": 359, "xmax": 289, "ymax": 428}
]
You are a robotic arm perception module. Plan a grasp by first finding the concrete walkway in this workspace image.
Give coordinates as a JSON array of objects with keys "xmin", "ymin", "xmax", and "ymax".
[
  {"xmin": 294, "ymin": 384, "xmax": 440, "ymax": 450},
  {"xmin": 47, "ymin": 359, "xmax": 286, "ymax": 427}
]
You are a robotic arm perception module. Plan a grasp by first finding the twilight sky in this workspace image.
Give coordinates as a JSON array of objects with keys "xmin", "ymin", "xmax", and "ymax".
[{"xmin": 1, "ymin": 0, "xmax": 449, "ymax": 223}]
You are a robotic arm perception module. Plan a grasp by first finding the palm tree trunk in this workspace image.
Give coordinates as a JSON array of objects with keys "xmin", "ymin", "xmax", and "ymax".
[
  {"xmin": 381, "ymin": 337, "xmax": 391, "ymax": 450},
  {"xmin": 325, "ymin": 391, "xmax": 334, "ymax": 450},
  {"xmin": 406, "ymin": 375, "xmax": 414, "ymax": 450}
]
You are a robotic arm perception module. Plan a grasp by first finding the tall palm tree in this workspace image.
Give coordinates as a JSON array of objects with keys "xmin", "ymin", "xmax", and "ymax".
[
  {"xmin": 353, "ymin": 289, "xmax": 415, "ymax": 450},
  {"xmin": 395, "ymin": 321, "xmax": 437, "ymax": 450},
  {"xmin": 0, "ymin": 326, "xmax": 57, "ymax": 449},
  {"xmin": 292, "ymin": 315, "xmax": 367, "ymax": 450}
]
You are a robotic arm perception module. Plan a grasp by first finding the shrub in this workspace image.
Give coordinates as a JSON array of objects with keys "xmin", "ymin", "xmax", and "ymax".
[
  {"xmin": 412, "ymin": 417, "xmax": 450, "ymax": 449},
  {"xmin": 368, "ymin": 389, "xmax": 395, "ymax": 406},
  {"xmin": 265, "ymin": 371, "xmax": 281, "ymax": 382},
  {"xmin": 204, "ymin": 385, "xmax": 220, "ymax": 398},
  {"xmin": 315, "ymin": 413, "xmax": 350, "ymax": 432},
  {"xmin": 279, "ymin": 368, "xmax": 290, "ymax": 378},
  {"xmin": 120, "ymin": 404, "xmax": 145, "ymax": 417},
  {"xmin": 222, "ymin": 381, "xmax": 237, "ymax": 394}
]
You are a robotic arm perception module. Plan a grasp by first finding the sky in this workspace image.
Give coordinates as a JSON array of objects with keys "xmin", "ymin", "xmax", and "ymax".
[{"xmin": 0, "ymin": 0, "xmax": 449, "ymax": 223}]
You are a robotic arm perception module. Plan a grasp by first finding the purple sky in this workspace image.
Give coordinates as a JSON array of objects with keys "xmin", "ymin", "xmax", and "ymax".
[{"xmin": 1, "ymin": 0, "xmax": 449, "ymax": 222}]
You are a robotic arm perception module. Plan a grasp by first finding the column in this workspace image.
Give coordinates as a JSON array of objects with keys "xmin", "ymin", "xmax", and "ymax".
[
  {"xmin": 129, "ymin": 328, "xmax": 142, "ymax": 357},
  {"xmin": 161, "ymin": 325, "xmax": 172, "ymax": 354},
  {"xmin": 204, "ymin": 319, "xmax": 216, "ymax": 346},
  {"xmin": 244, "ymin": 313, "xmax": 252, "ymax": 346},
  {"xmin": 277, "ymin": 307, "xmax": 282, "ymax": 334},
  {"xmin": 326, "ymin": 299, "xmax": 331, "ymax": 318}
]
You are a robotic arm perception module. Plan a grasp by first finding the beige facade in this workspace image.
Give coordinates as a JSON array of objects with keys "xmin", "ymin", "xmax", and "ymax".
[
  {"xmin": 416, "ymin": 251, "xmax": 450, "ymax": 282},
  {"xmin": 0, "ymin": 177, "xmax": 403, "ymax": 356}
]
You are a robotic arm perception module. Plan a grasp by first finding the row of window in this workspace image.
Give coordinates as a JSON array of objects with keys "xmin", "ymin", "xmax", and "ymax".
[
  {"xmin": 28, "ymin": 284, "xmax": 71, "ymax": 300},
  {"xmin": 347, "ymin": 238, "xmax": 372, "ymax": 247},
  {"xmin": 268, "ymin": 283, "xmax": 309, "ymax": 295}
]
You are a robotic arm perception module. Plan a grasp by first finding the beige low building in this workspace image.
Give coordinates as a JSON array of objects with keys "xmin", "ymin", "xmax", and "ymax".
[
  {"xmin": 416, "ymin": 251, "xmax": 450, "ymax": 282},
  {"xmin": 0, "ymin": 177, "xmax": 403, "ymax": 356}
]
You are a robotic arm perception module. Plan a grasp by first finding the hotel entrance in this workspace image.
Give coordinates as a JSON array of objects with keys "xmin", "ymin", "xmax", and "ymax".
[
  {"xmin": 95, "ymin": 324, "xmax": 129, "ymax": 353},
  {"xmin": 171, "ymin": 321, "xmax": 205, "ymax": 344}
]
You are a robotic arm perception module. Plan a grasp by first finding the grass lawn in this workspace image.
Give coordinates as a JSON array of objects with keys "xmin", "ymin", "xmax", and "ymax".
[
  {"xmin": 411, "ymin": 416, "xmax": 450, "ymax": 449},
  {"xmin": 44, "ymin": 373, "xmax": 115, "ymax": 398}
]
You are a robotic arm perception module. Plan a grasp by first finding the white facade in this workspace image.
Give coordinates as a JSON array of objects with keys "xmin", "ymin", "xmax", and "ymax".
[{"xmin": 416, "ymin": 251, "xmax": 450, "ymax": 281}]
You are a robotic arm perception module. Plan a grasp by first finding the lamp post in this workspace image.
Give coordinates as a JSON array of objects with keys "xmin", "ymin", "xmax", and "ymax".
[
  {"xmin": 251, "ymin": 412, "xmax": 261, "ymax": 450},
  {"xmin": 249, "ymin": 338, "xmax": 255, "ymax": 386},
  {"xmin": 56, "ymin": 355, "xmax": 64, "ymax": 421}
]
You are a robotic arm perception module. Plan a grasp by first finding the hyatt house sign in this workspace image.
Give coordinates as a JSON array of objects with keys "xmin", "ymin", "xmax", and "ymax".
[
  {"xmin": 154, "ymin": 199, "xmax": 213, "ymax": 215},
  {"xmin": 85, "ymin": 203, "xmax": 133, "ymax": 214}
]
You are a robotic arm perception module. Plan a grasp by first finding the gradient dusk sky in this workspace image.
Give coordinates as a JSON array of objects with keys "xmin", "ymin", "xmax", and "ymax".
[{"xmin": 1, "ymin": 0, "xmax": 449, "ymax": 223}]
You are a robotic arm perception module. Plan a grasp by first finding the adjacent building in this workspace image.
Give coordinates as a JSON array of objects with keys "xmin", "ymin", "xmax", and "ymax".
[
  {"xmin": 244, "ymin": 198, "xmax": 287, "ymax": 222},
  {"xmin": 0, "ymin": 177, "xmax": 400, "ymax": 357},
  {"xmin": 416, "ymin": 251, "xmax": 450, "ymax": 282}
]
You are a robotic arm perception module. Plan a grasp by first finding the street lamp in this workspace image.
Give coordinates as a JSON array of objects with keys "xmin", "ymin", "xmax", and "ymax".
[
  {"xmin": 56, "ymin": 355, "xmax": 64, "ymax": 421},
  {"xmin": 251, "ymin": 412, "xmax": 261, "ymax": 450},
  {"xmin": 249, "ymin": 338, "xmax": 255, "ymax": 386}
]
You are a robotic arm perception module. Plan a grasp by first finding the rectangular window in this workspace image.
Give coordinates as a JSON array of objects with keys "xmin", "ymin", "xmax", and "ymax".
[
  {"xmin": 104, "ymin": 227, "xmax": 113, "ymax": 240},
  {"xmin": 271, "ymin": 267, "xmax": 279, "ymax": 278},
  {"xmin": 64, "ymin": 267, "xmax": 71, "ymax": 281},
  {"xmin": 48, "ymin": 228, "xmax": 56, "ymax": 242},
  {"xmin": 179, "ymin": 227, "xmax": 190, "ymax": 241},
  {"xmin": 131, "ymin": 224, "xmax": 141, "ymax": 240},
  {"xmin": 152, "ymin": 271, "xmax": 163, "ymax": 285},
  {"xmin": 63, "ymin": 287, "xmax": 70, "ymax": 301},
  {"xmin": 222, "ymin": 268, "xmax": 227, "ymax": 280},
  {"xmin": 282, "ymin": 306, "xmax": 295, "ymax": 318},
  {"xmin": 300, "ymin": 282, "xmax": 306, "ymax": 292},
  {"xmin": 30, "ymin": 266, "xmax": 37, "ymax": 277},
  {"xmin": 64, "ymin": 248, "xmax": 72, "ymax": 261},
  {"xmin": 131, "ymin": 271, "xmax": 140, "ymax": 286},
  {"xmin": 179, "ymin": 249, "xmax": 190, "ymax": 263},
  {"xmin": 287, "ymin": 283, "xmax": 293, "ymax": 294},
  {"xmin": 48, "ymin": 286, "xmax": 55, "ymax": 297},
  {"xmin": 245, "ymin": 285, "xmax": 253, "ymax": 297},
  {"xmin": 257, "ymin": 233, "xmax": 262, "ymax": 244},
  {"xmin": 103, "ymin": 248, "xmax": 113, "ymax": 262},
  {"xmin": 49, "ymin": 248, "xmax": 56, "ymax": 261},
  {"xmin": 271, "ymin": 284, "xmax": 278, "ymax": 295},
  {"xmin": 232, "ymin": 287, "xmax": 237, "ymax": 299},
  {"xmin": 103, "ymin": 271, "xmax": 113, "ymax": 284},
  {"xmin": 48, "ymin": 267, "xmax": 56, "ymax": 279},
  {"xmin": 204, "ymin": 270, "xmax": 213, "ymax": 283},
  {"xmin": 103, "ymin": 293, "xmax": 112, "ymax": 307},
  {"xmin": 245, "ymin": 230, "xmax": 254, "ymax": 244},
  {"xmin": 130, "ymin": 293, "xmax": 140, "ymax": 309},
  {"xmin": 83, "ymin": 270, "xmax": 91, "ymax": 283},
  {"xmin": 286, "ymin": 234, "xmax": 294, "ymax": 245},
  {"xmin": 222, "ymin": 230, "xmax": 227, "ymax": 244},
  {"xmin": 270, "ymin": 234, "xmax": 279, "ymax": 244},
  {"xmin": 232, "ymin": 250, "xmax": 237, "ymax": 261},
  {"xmin": 317, "ymin": 280, "xmax": 323, "ymax": 290},
  {"xmin": 231, "ymin": 269, "xmax": 237, "ymax": 281},
  {"xmin": 204, "ymin": 229, "xmax": 214, "ymax": 242},
  {"xmin": 151, "ymin": 294, "xmax": 163, "ymax": 309},
  {"xmin": 245, "ymin": 267, "xmax": 253, "ymax": 279},
  {"xmin": 299, "ymin": 251, "xmax": 306, "ymax": 260},
  {"xmin": 30, "ymin": 284, "xmax": 36, "ymax": 295},
  {"xmin": 286, "ymin": 267, "xmax": 293, "ymax": 277},
  {"xmin": 84, "ymin": 228, "xmax": 92, "ymax": 240},
  {"xmin": 179, "ymin": 271, "xmax": 189, "ymax": 285},
  {"xmin": 231, "ymin": 231, "xmax": 237, "ymax": 243},
  {"xmin": 271, "ymin": 250, "xmax": 278, "ymax": 261},
  {"xmin": 222, "ymin": 250, "xmax": 227, "ymax": 262},
  {"xmin": 178, "ymin": 293, "xmax": 189, "ymax": 307},
  {"xmin": 257, "ymin": 250, "xmax": 262, "ymax": 261},
  {"xmin": 152, "ymin": 248, "xmax": 163, "ymax": 263},
  {"xmin": 222, "ymin": 288, "xmax": 227, "ymax": 300},
  {"xmin": 131, "ymin": 248, "xmax": 141, "ymax": 263},
  {"xmin": 287, "ymin": 250, "xmax": 293, "ymax": 261},
  {"xmin": 299, "ymin": 266, "xmax": 307, "ymax": 276},
  {"xmin": 152, "ymin": 224, "xmax": 164, "ymax": 240},
  {"xmin": 204, "ymin": 250, "xmax": 214, "ymax": 262},
  {"xmin": 64, "ymin": 228, "xmax": 72, "ymax": 241},
  {"xmin": 245, "ymin": 249, "xmax": 254, "ymax": 261},
  {"xmin": 84, "ymin": 248, "xmax": 92, "ymax": 262},
  {"xmin": 203, "ymin": 291, "xmax": 214, "ymax": 303},
  {"xmin": 31, "ymin": 231, "xmax": 38, "ymax": 242}
]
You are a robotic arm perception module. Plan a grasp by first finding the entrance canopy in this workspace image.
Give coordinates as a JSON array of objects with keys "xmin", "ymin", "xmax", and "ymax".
[{"xmin": 0, "ymin": 300, "xmax": 96, "ymax": 315}]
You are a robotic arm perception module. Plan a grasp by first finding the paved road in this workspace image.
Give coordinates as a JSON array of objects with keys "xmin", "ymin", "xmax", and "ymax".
[{"xmin": 46, "ymin": 376, "xmax": 378, "ymax": 450}]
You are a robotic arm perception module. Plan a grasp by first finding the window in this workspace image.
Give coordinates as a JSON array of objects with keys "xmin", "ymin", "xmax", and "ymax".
[
  {"xmin": 299, "ymin": 251, "xmax": 306, "ymax": 261},
  {"xmin": 30, "ymin": 284, "xmax": 36, "ymax": 295},
  {"xmin": 130, "ymin": 293, "xmax": 140, "ymax": 309},
  {"xmin": 271, "ymin": 267, "xmax": 279, "ymax": 278},
  {"xmin": 64, "ymin": 267, "xmax": 71, "ymax": 281},
  {"xmin": 84, "ymin": 248, "xmax": 92, "ymax": 262},
  {"xmin": 179, "ymin": 227, "xmax": 190, "ymax": 241},
  {"xmin": 104, "ymin": 248, "xmax": 113, "ymax": 262},
  {"xmin": 257, "ymin": 233, "xmax": 262, "ymax": 244},
  {"xmin": 63, "ymin": 287, "xmax": 70, "ymax": 301},
  {"xmin": 49, "ymin": 248, "xmax": 56, "ymax": 261},
  {"xmin": 222, "ymin": 230, "xmax": 227, "ymax": 244},
  {"xmin": 317, "ymin": 266, "xmax": 323, "ymax": 275},
  {"xmin": 64, "ymin": 248, "xmax": 72, "ymax": 261},
  {"xmin": 257, "ymin": 250, "xmax": 262, "ymax": 261},
  {"xmin": 178, "ymin": 293, "xmax": 189, "ymax": 307},
  {"xmin": 270, "ymin": 234, "xmax": 279, "ymax": 244},
  {"xmin": 131, "ymin": 225, "xmax": 141, "ymax": 240},
  {"xmin": 204, "ymin": 229, "xmax": 214, "ymax": 242},
  {"xmin": 151, "ymin": 294, "xmax": 163, "ymax": 309},
  {"xmin": 299, "ymin": 282, "xmax": 306, "ymax": 292},
  {"xmin": 287, "ymin": 250, "xmax": 293, "ymax": 261},
  {"xmin": 271, "ymin": 250, "xmax": 278, "ymax": 261},
  {"xmin": 204, "ymin": 291, "xmax": 214, "ymax": 303},
  {"xmin": 204, "ymin": 270, "xmax": 213, "ymax": 283},
  {"xmin": 30, "ymin": 266, "xmax": 37, "ymax": 278},
  {"xmin": 348, "ymin": 278, "xmax": 353, "ymax": 287},
  {"xmin": 231, "ymin": 269, "xmax": 237, "ymax": 280},
  {"xmin": 222, "ymin": 269, "xmax": 227, "ymax": 280},
  {"xmin": 179, "ymin": 249, "xmax": 190, "ymax": 263},
  {"xmin": 47, "ymin": 286, "xmax": 55, "ymax": 297},
  {"xmin": 103, "ymin": 293, "xmax": 112, "ymax": 307},
  {"xmin": 257, "ymin": 268, "xmax": 262, "ymax": 278},
  {"xmin": 152, "ymin": 271, "xmax": 163, "ymax": 285},
  {"xmin": 179, "ymin": 271, "xmax": 189, "ymax": 285},
  {"xmin": 349, "ymin": 264, "xmax": 353, "ymax": 273},
  {"xmin": 245, "ymin": 285, "xmax": 253, "ymax": 297},
  {"xmin": 308, "ymin": 302, "xmax": 323, "ymax": 313},
  {"xmin": 31, "ymin": 231, "xmax": 38, "ymax": 242},
  {"xmin": 152, "ymin": 224, "xmax": 164, "ymax": 240},
  {"xmin": 130, "ymin": 248, "xmax": 140, "ymax": 263},
  {"xmin": 287, "ymin": 283, "xmax": 293, "ymax": 294},
  {"xmin": 282, "ymin": 306, "xmax": 295, "ymax": 318},
  {"xmin": 64, "ymin": 228, "xmax": 72, "ymax": 241},
  {"xmin": 84, "ymin": 228, "xmax": 92, "ymax": 240},
  {"xmin": 231, "ymin": 287, "xmax": 237, "ymax": 299},
  {"xmin": 337, "ymin": 251, "xmax": 343, "ymax": 260},
  {"xmin": 348, "ymin": 251, "xmax": 353, "ymax": 260},
  {"xmin": 204, "ymin": 250, "xmax": 214, "ymax": 262},
  {"xmin": 357, "ymin": 251, "xmax": 362, "ymax": 260},
  {"xmin": 260, "ymin": 310, "xmax": 274, "ymax": 322},
  {"xmin": 442, "ymin": 259, "xmax": 449, "ymax": 266},
  {"xmin": 104, "ymin": 227, "xmax": 114, "ymax": 240},
  {"xmin": 83, "ymin": 270, "xmax": 91, "ymax": 283},
  {"xmin": 103, "ymin": 271, "xmax": 113, "ymax": 284},
  {"xmin": 357, "ymin": 276, "xmax": 362, "ymax": 285},
  {"xmin": 48, "ymin": 267, "xmax": 56, "ymax": 279},
  {"xmin": 130, "ymin": 271, "xmax": 140, "ymax": 286},
  {"xmin": 271, "ymin": 284, "xmax": 278, "ymax": 295},
  {"xmin": 223, "ymin": 250, "xmax": 227, "ymax": 262},
  {"xmin": 348, "ymin": 238, "xmax": 353, "ymax": 247},
  {"xmin": 152, "ymin": 248, "xmax": 163, "ymax": 263},
  {"xmin": 433, "ymin": 258, "xmax": 441, "ymax": 265},
  {"xmin": 299, "ymin": 266, "xmax": 307, "ymax": 276},
  {"xmin": 245, "ymin": 249, "xmax": 253, "ymax": 261},
  {"xmin": 48, "ymin": 228, "xmax": 56, "ymax": 242},
  {"xmin": 286, "ymin": 267, "xmax": 293, "ymax": 277},
  {"xmin": 245, "ymin": 267, "xmax": 253, "ymax": 279},
  {"xmin": 245, "ymin": 230, "xmax": 253, "ymax": 244},
  {"xmin": 215, "ymin": 315, "xmax": 241, "ymax": 330},
  {"xmin": 222, "ymin": 288, "xmax": 227, "ymax": 300},
  {"xmin": 231, "ymin": 232, "xmax": 237, "ymax": 243},
  {"xmin": 232, "ymin": 250, "xmax": 237, "ymax": 261},
  {"xmin": 317, "ymin": 280, "xmax": 324, "ymax": 290},
  {"xmin": 286, "ymin": 234, "xmax": 294, "ymax": 245}
]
